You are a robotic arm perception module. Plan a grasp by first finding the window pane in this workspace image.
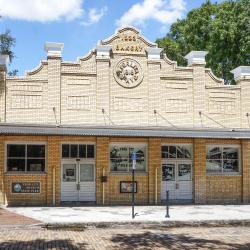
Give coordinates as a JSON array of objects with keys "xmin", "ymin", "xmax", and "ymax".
[
  {"xmin": 177, "ymin": 145, "xmax": 192, "ymax": 158},
  {"xmin": 206, "ymin": 159, "xmax": 222, "ymax": 173},
  {"xmin": 87, "ymin": 145, "xmax": 94, "ymax": 158},
  {"xmin": 162, "ymin": 164, "xmax": 175, "ymax": 181},
  {"xmin": 7, "ymin": 145, "xmax": 25, "ymax": 157},
  {"xmin": 27, "ymin": 159, "xmax": 45, "ymax": 171},
  {"xmin": 223, "ymin": 159, "xmax": 239, "ymax": 173},
  {"xmin": 206, "ymin": 146, "xmax": 222, "ymax": 159},
  {"xmin": 223, "ymin": 147, "xmax": 238, "ymax": 159},
  {"xmin": 161, "ymin": 146, "xmax": 169, "ymax": 158},
  {"xmin": 178, "ymin": 164, "xmax": 192, "ymax": 181},
  {"xmin": 169, "ymin": 146, "xmax": 176, "ymax": 158},
  {"xmin": 70, "ymin": 144, "xmax": 78, "ymax": 158},
  {"xmin": 79, "ymin": 144, "xmax": 86, "ymax": 158},
  {"xmin": 80, "ymin": 164, "xmax": 94, "ymax": 181},
  {"xmin": 7, "ymin": 159, "xmax": 25, "ymax": 171},
  {"xmin": 27, "ymin": 145, "xmax": 45, "ymax": 158},
  {"xmin": 62, "ymin": 164, "xmax": 76, "ymax": 182},
  {"xmin": 62, "ymin": 144, "xmax": 70, "ymax": 158}
]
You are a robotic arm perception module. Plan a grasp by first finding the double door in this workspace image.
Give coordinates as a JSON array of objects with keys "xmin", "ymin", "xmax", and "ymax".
[
  {"xmin": 61, "ymin": 160, "xmax": 95, "ymax": 202},
  {"xmin": 161, "ymin": 161, "xmax": 193, "ymax": 202}
]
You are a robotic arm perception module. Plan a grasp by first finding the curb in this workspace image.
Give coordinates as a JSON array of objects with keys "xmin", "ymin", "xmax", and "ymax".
[{"xmin": 43, "ymin": 219, "xmax": 250, "ymax": 230}]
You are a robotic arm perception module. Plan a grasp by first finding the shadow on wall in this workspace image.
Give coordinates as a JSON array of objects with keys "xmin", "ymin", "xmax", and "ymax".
[{"xmin": 111, "ymin": 231, "xmax": 250, "ymax": 250}]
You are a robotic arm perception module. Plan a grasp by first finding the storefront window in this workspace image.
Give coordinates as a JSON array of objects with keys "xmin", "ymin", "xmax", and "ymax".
[
  {"xmin": 206, "ymin": 145, "xmax": 240, "ymax": 174},
  {"xmin": 161, "ymin": 145, "xmax": 193, "ymax": 159},
  {"xmin": 110, "ymin": 144, "xmax": 146, "ymax": 172},
  {"xmin": 7, "ymin": 144, "xmax": 46, "ymax": 172},
  {"xmin": 61, "ymin": 144, "xmax": 95, "ymax": 159}
]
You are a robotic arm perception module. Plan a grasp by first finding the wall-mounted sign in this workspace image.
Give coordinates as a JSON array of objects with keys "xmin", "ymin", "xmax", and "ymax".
[
  {"xmin": 120, "ymin": 181, "xmax": 137, "ymax": 193},
  {"xmin": 114, "ymin": 58, "xmax": 143, "ymax": 88},
  {"xmin": 12, "ymin": 182, "xmax": 40, "ymax": 194}
]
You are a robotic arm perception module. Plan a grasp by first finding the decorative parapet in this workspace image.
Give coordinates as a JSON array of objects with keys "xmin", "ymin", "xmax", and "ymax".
[
  {"xmin": 44, "ymin": 42, "xmax": 64, "ymax": 58},
  {"xmin": 184, "ymin": 51, "xmax": 208, "ymax": 66}
]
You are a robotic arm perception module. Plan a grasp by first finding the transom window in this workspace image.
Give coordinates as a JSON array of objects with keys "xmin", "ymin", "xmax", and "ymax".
[
  {"xmin": 7, "ymin": 144, "xmax": 46, "ymax": 172},
  {"xmin": 62, "ymin": 144, "xmax": 95, "ymax": 159},
  {"xmin": 206, "ymin": 145, "xmax": 240, "ymax": 174},
  {"xmin": 110, "ymin": 144, "xmax": 147, "ymax": 172},
  {"xmin": 161, "ymin": 145, "xmax": 193, "ymax": 159}
]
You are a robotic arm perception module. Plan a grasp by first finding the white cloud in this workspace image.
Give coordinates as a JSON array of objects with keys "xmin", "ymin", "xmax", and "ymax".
[
  {"xmin": 81, "ymin": 6, "xmax": 108, "ymax": 26},
  {"xmin": 0, "ymin": 0, "xmax": 84, "ymax": 22},
  {"xmin": 116, "ymin": 0, "xmax": 186, "ymax": 27}
]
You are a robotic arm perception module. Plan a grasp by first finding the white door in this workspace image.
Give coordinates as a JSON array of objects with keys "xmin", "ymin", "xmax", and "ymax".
[
  {"xmin": 161, "ymin": 161, "xmax": 193, "ymax": 202},
  {"xmin": 61, "ymin": 161, "xmax": 96, "ymax": 202}
]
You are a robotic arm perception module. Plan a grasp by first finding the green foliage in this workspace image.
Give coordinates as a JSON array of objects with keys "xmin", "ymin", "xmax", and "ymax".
[
  {"xmin": 0, "ymin": 29, "xmax": 16, "ymax": 62},
  {"xmin": 156, "ymin": 0, "xmax": 250, "ymax": 83},
  {"xmin": 8, "ymin": 69, "xmax": 18, "ymax": 76}
]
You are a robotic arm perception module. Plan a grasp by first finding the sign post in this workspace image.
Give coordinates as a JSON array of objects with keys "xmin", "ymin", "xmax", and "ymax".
[{"xmin": 131, "ymin": 152, "xmax": 138, "ymax": 219}]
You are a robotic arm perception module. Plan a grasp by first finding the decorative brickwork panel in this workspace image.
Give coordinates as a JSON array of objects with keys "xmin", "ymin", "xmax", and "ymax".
[
  {"xmin": 11, "ymin": 95, "xmax": 43, "ymax": 109},
  {"xmin": 67, "ymin": 96, "xmax": 90, "ymax": 110},
  {"xmin": 112, "ymin": 97, "xmax": 144, "ymax": 112}
]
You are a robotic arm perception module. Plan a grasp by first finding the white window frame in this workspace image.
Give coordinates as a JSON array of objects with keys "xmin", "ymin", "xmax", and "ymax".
[
  {"xmin": 206, "ymin": 144, "xmax": 241, "ymax": 175},
  {"xmin": 5, "ymin": 141, "xmax": 47, "ymax": 173},
  {"xmin": 60, "ymin": 142, "xmax": 96, "ymax": 160},
  {"xmin": 161, "ymin": 143, "xmax": 194, "ymax": 160},
  {"xmin": 109, "ymin": 143, "xmax": 148, "ymax": 173}
]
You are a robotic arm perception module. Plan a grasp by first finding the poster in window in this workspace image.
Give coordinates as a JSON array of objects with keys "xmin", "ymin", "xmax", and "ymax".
[{"xmin": 120, "ymin": 181, "xmax": 137, "ymax": 193}]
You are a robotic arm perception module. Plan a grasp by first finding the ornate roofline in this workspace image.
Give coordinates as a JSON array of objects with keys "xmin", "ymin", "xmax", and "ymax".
[
  {"xmin": 99, "ymin": 26, "xmax": 157, "ymax": 47},
  {"xmin": 205, "ymin": 68, "xmax": 224, "ymax": 84},
  {"xmin": 25, "ymin": 60, "xmax": 48, "ymax": 76},
  {"xmin": 77, "ymin": 50, "xmax": 96, "ymax": 62}
]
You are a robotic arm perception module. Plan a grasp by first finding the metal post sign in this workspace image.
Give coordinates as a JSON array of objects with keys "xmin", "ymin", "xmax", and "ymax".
[
  {"xmin": 131, "ymin": 152, "xmax": 138, "ymax": 219},
  {"xmin": 131, "ymin": 152, "xmax": 136, "ymax": 170}
]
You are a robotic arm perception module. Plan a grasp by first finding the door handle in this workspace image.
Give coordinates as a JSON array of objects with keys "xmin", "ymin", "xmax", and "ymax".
[
  {"xmin": 76, "ymin": 183, "xmax": 80, "ymax": 190},
  {"xmin": 176, "ymin": 183, "xmax": 179, "ymax": 189}
]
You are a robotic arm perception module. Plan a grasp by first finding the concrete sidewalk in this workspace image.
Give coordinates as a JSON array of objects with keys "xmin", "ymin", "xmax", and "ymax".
[{"xmin": 5, "ymin": 205, "xmax": 250, "ymax": 227}]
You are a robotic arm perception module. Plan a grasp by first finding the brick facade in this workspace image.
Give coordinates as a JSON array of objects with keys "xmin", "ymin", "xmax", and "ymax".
[{"xmin": 0, "ymin": 135, "xmax": 248, "ymax": 206}]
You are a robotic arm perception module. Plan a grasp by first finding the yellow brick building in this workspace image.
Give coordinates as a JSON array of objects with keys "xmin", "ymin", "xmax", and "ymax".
[{"xmin": 0, "ymin": 26, "xmax": 250, "ymax": 206}]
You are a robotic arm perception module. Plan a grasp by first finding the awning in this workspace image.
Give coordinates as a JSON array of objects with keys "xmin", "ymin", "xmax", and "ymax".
[{"xmin": 0, "ymin": 123, "xmax": 250, "ymax": 139}]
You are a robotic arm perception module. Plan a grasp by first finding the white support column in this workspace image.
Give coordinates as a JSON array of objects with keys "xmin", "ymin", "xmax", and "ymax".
[
  {"xmin": 96, "ymin": 45, "xmax": 111, "ymax": 125},
  {"xmin": 185, "ymin": 51, "xmax": 208, "ymax": 127},
  {"xmin": 231, "ymin": 66, "xmax": 250, "ymax": 128},
  {"xmin": 44, "ymin": 42, "xmax": 64, "ymax": 125}
]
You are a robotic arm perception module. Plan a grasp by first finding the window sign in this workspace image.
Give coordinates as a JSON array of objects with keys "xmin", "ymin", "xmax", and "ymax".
[
  {"xmin": 206, "ymin": 145, "xmax": 240, "ymax": 174},
  {"xmin": 110, "ymin": 144, "xmax": 146, "ymax": 172},
  {"xmin": 162, "ymin": 164, "xmax": 175, "ymax": 181}
]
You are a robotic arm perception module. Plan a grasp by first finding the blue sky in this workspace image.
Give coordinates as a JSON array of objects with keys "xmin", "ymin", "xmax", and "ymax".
[{"xmin": 0, "ymin": 0, "xmax": 220, "ymax": 75}]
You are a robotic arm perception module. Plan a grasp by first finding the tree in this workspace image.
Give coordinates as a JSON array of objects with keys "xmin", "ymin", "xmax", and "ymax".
[
  {"xmin": 156, "ymin": 0, "xmax": 250, "ymax": 83},
  {"xmin": 0, "ymin": 29, "xmax": 15, "ymax": 62}
]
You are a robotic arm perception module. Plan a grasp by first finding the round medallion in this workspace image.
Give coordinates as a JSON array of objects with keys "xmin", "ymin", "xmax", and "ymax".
[
  {"xmin": 14, "ymin": 183, "xmax": 22, "ymax": 193},
  {"xmin": 114, "ymin": 58, "xmax": 143, "ymax": 88}
]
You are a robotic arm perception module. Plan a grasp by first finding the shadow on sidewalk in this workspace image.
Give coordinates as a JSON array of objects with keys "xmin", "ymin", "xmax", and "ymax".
[
  {"xmin": 0, "ymin": 239, "xmax": 88, "ymax": 250},
  {"xmin": 111, "ymin": 231, "xmax": 250, "ymax": 250}
]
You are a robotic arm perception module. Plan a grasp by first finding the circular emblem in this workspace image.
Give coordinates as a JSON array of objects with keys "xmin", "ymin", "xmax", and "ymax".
[
  {"xmin": 14, "ymin": 183, "xmax": 22, "ymax": 193},
  {"xmin": 114, "ymin": 58, "xmax": 143, "ymax": 88}
]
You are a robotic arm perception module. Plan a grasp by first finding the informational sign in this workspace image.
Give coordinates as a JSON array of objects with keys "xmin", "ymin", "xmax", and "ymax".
[
  {"xmin": 120, "ymin": 181, "xmax": 137, "ymax": 193},
  {"xmin": 12, "ymin": 182, "xmax": 40, "ymax": 194}
]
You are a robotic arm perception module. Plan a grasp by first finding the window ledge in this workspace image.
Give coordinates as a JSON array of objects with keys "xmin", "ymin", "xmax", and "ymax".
[
  {"xmin": 4, "ymin": 172, "xmax": 47, "ymax": 176},
  {"xmin": 109, "ymin": 172, "xmax": 148, "ymax": 176},
  {"xmin": 206, "ymin": 173, "xmax": 241, "ymax": 177}
]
